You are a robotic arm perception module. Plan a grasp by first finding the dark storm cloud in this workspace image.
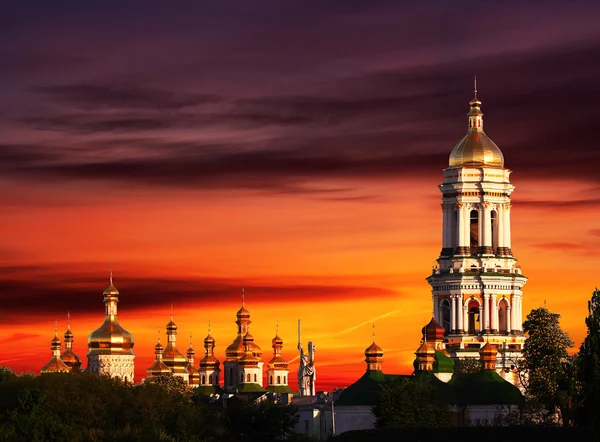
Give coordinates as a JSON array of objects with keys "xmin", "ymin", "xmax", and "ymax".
[
  {"xmin": 7, "ymin": 27, "xmax": 600, "ymax": 192},
  {"xmin": 31, "ymin": 84, "xmax": 222, "ymax": 111},
  {"xmin": 0, "ymin": 265, "xmax": 396, "ymax": 320}
]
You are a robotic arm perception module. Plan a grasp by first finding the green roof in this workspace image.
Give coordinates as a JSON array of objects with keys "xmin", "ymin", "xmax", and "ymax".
[
  {"xmin": 266, "ymin": 385, "xmax": 296, "ymax": 394},
  {"xmin": 234, "ymin": 383, "xmax": 267, "ymax": 393},
  {"xmin": 446, "ymin": 370, "xmax": 523, "ymax": 405},
  {"xmin": 433, "ymin": 351, "xmax": 454, "ymax": 373},
  {"xmin": 335, "ymin": 371, "xmax": 409, "ymax": 406},
  {"xmin": 194, "ymin": 385, "xmax": 223, "ymax": 396}
]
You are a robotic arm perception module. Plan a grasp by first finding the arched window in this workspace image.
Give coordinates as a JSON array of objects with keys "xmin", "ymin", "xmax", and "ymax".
[
  {"xmin": 202, "ymin": 375, "xmax": 206, "ymax": 385},
  {"xmin": 240, "ymin": 373, "xmax": 244, "ymax": 382},
  {"xmin": 124, "ymin": 376, "xmax": 128, "ymax": 383},
  {"xmin": 254, "ymin": 374, "xmax": 257, "ymax": 382},
  {"xmin": 247, "ymin": 373, "xmax": 251, "ymax": 382},
  {"xmin": 270, "ymin": 375, "xmax": 273, "ymax": 384},
  {"xmin": 209, "ymin": 375, "xmax": 212, "ymax": 384},
  {"xmin": 470, "ymin": 210, "xmax": 479, "ymax": 251},
  {"xmin": 441, "ymin": 299, "xmax": 451, "ymax": 334},
  {"xmin": 277, "ymin": 375, "xmax": 281, "ymax": 384},
  {"xmin": 491, "ymin": 210, "xmax": 498, "ymax": 252},
  {"xmin": 467, "ymin": 300, "xmax": 480, "ymax": 334},
  {"xmin": 499, "ymin": 299, "xmax": 509, "ymax": 334},
  {"xmin": 284, "ymin": 376, "xmax": 286, "ymax": 384}
]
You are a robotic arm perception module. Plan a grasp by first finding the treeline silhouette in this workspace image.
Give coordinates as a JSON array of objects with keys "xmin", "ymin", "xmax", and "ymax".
[{"xmin": 0, "ymin": 369, "xmax": 302, "ymax": 442}]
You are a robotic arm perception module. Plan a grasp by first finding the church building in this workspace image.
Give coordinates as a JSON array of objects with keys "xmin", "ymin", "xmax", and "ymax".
[{"xmin": 426, "ymin": 82, "xmax": 527, "ymax": 383}]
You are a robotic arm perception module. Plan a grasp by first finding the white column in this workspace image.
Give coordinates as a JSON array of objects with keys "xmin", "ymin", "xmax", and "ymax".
[
  {"xmin": 457, "ymin": 295, "xmax": 464, "ymax": 333},
  {"xmin": 433, "ymin": 294, "xmax": 440, "ymax": 323},
  {"xmin": 504, "ymin": 203, "xmax": 512, "ymax": 250},
  {"xmin": 450, "ymin": 295, "xmax": 457, "ymax": 332},
  {"xmin": 483, "ymin": 205, "xmax": 492, "ymax": 250},
  {"xmin": 479, "ymin": 306, "xmax": 484, "ymax": 333},
  {"xmin": 506, "ymin": 306, "xmax": 512, "ymax": 334},
  {"xmin": 516, "ymin": 296, "xmax": 522, "ymax": 331},
  {"xmin": 510, "ymin": 296, "xmax": 517, "ymax": 332},
  {"xmin": 463, "ymin": 304, "xmax": 469, "ymax": 334},
  {"xmin": 482, "ymin": 293, "xmax": 489, "ymax": 330},
  {"xmin": 463, "ymin": 206, "xmax": 471, "ymax": 248},
  {"xmin": 457, "ymin": 205, "xmax": 466, "ymax": 247},
  {"xmin": 491, "ymin": 296, "xmax": 498, "ymax": 332},
  {"xmin": 497, "ymin": 204, "xmax": 505, "ymax": 248}
]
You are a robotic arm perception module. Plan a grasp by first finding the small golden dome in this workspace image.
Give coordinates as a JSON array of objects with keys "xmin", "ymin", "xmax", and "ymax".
[
  {"xmin": 272, "ymin": 334, "xmax": 283, "ymax": 346},
  {"xmin": 204, "ymin": 333, "xmax": 215, "ymax": 345},
  {"xmin": 421, "ymin": 318, "xmax": 445, "ymax": 342},
  {"xmin": 236, "ymin": 306, "xmax": 251, "ymax": 318},
  {"xmin": 365, "ymin": 341, "xmax": 383, "ymax": 356},
  {"xmin": 103, "ymin": 280, "xmax": 119, "ymax": 296},
  {"xmin": 448, "ymin": 91, "xmax": 504, "ymax": 169},
  {"xmin": 416, "ymin": 341, "xmax": 435, "ymax": 355}
]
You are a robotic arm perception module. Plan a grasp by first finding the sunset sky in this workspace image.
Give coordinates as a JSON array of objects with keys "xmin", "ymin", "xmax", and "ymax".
[{"xmin": 1, "ymin": 1, "xmax": 600, "ymax": 390}]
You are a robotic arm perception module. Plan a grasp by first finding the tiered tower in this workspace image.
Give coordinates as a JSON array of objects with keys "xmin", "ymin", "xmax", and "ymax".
[
  {"xmin": 60, "ymin": 312, "xmax": 81, "ymax": 373},
  {"xmin": 161, "ymin": 314, "xmax": 189, "ymax": 384},
  {"xmin": 41, "ymin": 323, "xmax": 70, "ymax": 374},
  {"xmin": 426, "ymin": 81, "xmax": 527, "ymax": 380},
  {"xmin": 238, "ymin": 333, "xmax": 263, "ymax": 387},
  {"xmin": 198, "ymin": 324, "xmax": 221, "ymax": 389},
  {"xmin": 364, "ymin": 324, "xmax": 383, "ymax": 373},
  {"xmin": 87, "ymin": 271, "xmax": 135, "ymax": 382},
  {"xmin": 146, "ymin": 333, "xmax": 172, "ymax": 382},
  {"xmin": 266, "ymin": 325, "xmax": 293, "ymax": 393},
  {"xmin": 224, "ymin": 290, "xmax": 264, "ymax": 392},
  {"xmin": 186, "ymin": 334, "xmax": 200, "ymax": 387}
]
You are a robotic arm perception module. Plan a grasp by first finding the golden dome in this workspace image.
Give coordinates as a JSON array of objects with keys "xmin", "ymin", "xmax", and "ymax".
[
  {"xmin": 236, "ymin": 306, "xmax": 251, "ymax": 318},
  {"xmin": 88, "ymin": 318, "xmax": 135, "ymax": 353},
  {"xmin": 448, "ymin": 91, "xmax": 504, "ymax": 169},
  {"xmin": 416, "ymin": 341, "xmax": 435, "ymax": 355},
  {"xmin": 421, "ymin": 318, "xmax": 445, "ymax": 342},
  {"xmin": 103, "ymin": 278, "xmax": 119, "ymax": 297},
  {"xmin": 166, "ymin": 319, "xmax": 177, "ymax": 332},
  {"xmin": 204, "ymin": 332, "xmax": 215, "ymax": 345},
  {"xmin": 41, "ymin": 357, "xmax": 71, "ymax": 374}
]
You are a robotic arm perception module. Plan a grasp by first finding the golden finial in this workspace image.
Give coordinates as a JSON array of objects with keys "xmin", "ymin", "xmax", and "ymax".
[
  {"xmin": 109, "ymin": 263, "xmax": 113, "ymax": 285},
  {"xmin": 54, "ymin": 320, "xmax": 58, "ymax": 337},
  {"xmin": 276, "ymin": 320, "xmax": 279, "ymax": 335},
  {"xmin": 242, "ymin": 288, "xmax": 245, "ymax": 308},
  {"xmin": 474, "ymin": 75, "xmax": 477, "ymax": 96},
  {"xmin": 170, "ymin": 303, "xmax": 173, "ymax": 321},
  {"xmin": 67, "ymin": 310, "xmax": 71, "ymax": 329},
  {"xmin": 189, "ymin": 332, "xmax": 193, "ymax": 347},
  {"xmin": 208, "ymin": 320, "xmax": 211, "ymax": 334},
  {"xmin": 157, "ymin": 329, "xmax": 161, "ymax": 343}
]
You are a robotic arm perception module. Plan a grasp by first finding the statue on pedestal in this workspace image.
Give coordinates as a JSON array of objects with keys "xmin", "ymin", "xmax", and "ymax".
[{"xmin": 297, "ymin": 319, "xmax": 316, "ymax": 397}]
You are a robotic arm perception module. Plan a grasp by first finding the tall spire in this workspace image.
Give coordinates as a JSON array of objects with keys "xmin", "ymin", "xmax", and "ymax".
[
  {"xmin": 242, "ymin": 287, "xmax": 245, "ymax": 308},
  {"xmin": 372, "ymin": 321, "xmax": 375, "ymax": 343},
  {"xmin": 474, "ymin": 75, "xmax": 477, "ymax": 97},
  {"xmin": 110, "ymin": 263, "xmax": 113, "ymax": 285}
]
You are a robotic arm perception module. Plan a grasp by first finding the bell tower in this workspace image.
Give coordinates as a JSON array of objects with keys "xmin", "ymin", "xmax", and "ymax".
[{"xmin": 426, "ymin": 80, "xmax": 526, "ymax": 384}]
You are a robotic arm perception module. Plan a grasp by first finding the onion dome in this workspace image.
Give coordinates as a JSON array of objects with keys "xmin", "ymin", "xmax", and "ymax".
[
  {"xmin": 268, "ymin": 330, "xmax": 288, "ymax": 371},
  {"xmin": 61, "ymin": 313, "xmax": 81, "ymax": 373},
  {"xmin": 199, "ymin": 328, "xmax": 221, "ymax": 371},
  {"xmin": 41, "ymin": 326, "xmax": 70, "ymax": 374},
  {"xmin": 161, "ymin": 315, "xmax": 188, "ymax": 375},
  {"xmin": 421, "ymin": 317, "xmax": 446, "ymax": 343},
  {"xmin": 413, "ymin": 341, "xmax": 435, "ymax": 373},
  {"xmin": 87, "ymin": 273, "xmax": 135, "ymax": 357},
  {"xmin": 448, "ymin": 80, "xmax": 504, "ymax": 169},
  {"xmin": 365, "ymin": 340, "xmax": 383, "ymax": 373},
  {"xmin": 480, "ymin": 341, "xmax": 497, "ymax": 370},
  {"xmin": 146, "ymin": 336, "xmax": 172, "ymax": 380}
]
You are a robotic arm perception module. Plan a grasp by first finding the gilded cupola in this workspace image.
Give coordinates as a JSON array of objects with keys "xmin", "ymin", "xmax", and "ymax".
[
  {"xmin": 41, "ymin": 322, "xmax": 71, "ymax": 374},
  {"xmin": 61, "ymin": 312, "xmax": 82, "ymax": 372},
  {"xmin": 87, "ymin": 272, "xmax": 135, "ymax": 357},
  {"xmin": 448, "ymin": 78, "xmax": 504, "ymax": 169}
]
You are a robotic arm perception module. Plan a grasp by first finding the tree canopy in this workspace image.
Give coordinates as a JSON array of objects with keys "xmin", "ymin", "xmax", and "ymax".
[
  {"xmin": 0, "ymin": 371, "xmax": 299, "ymax": 442},
  {"xmin": 372, "ymin": 375, "xmax": 451, "ymax": 429},
  {"xmin": 522, "ymin": 306, "xmax": 577, "ymax": 425}
]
